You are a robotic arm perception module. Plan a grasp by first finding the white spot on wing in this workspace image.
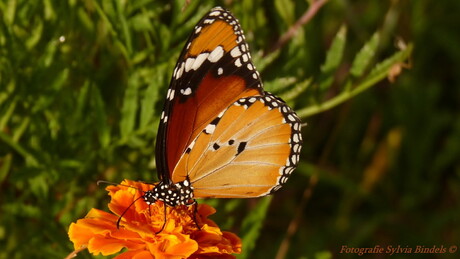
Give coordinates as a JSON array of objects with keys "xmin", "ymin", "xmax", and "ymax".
[
  {"xmin": 230, "ymin": 46, "xmax": 242, "ymax": 57},
  {"xmin": 242, "ymin": 54, "xmax": 249, "ymax": 62},
  {"xmin": 176, "ymin": 62, "xmax": 185, "ymax": 79},
  {"xmin": 204, "ymin": 124, "xmax": 216, "ymax": 134},
  {"xmin": 293, "ymin": 133, "xmax": 300, "ymax": 143},
  {"xmin": 191, "ymin": 53, "xmax": 209, "ymax": 70},
  {"xmin": 188, "ymin": 140, "xmax": 196, "ymax": 150},
  {"xmin": 209, "ymin": 11, "xmax": 221, "ymax": 16},
  {"xmin": 185, "ymin": 58, "xmax": 195, "ymax": 72},
  {"xmin": 167, "ymin": 89, "xmax": 175, "ymax": 100},
  {"xmin": 180, "ymin": 87, "xmax": 192, "ymax": 96},
  {"xmin": 204, "ymin": 19, "xmax": 215, "ymax": 24},
  {"xmin": 208, "ymin": 46, "xmax": 224, "ymax": 63},
  {"xmin": 235, "ymin": 58, "xmax": 242, "ymax": 67}
]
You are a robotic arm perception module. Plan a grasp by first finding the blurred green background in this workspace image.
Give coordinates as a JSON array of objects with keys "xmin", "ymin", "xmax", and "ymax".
[{"xmin": 0, "ymin": 0, "xmax": 459, "ymax": 258}]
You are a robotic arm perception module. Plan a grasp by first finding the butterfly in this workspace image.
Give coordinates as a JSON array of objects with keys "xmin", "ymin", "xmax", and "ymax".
[{"xmin": 142, "ymin": 6, "xmax": 302, "ymax": 224}]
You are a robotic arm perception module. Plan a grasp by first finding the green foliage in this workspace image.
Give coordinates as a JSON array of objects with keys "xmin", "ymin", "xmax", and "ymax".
[
  {"xmin": 238, "ymin": 196, "xmax": 272, "ymax": 259},
  {"xmin": 350, "ymin": 31, "xmax": 379, "ymax": 78},
  {"xmin": 1, "ymin": 0, "xmax": 459, "ymax": 258},
  {"xmin": 319, "ymin": 25, "xmax": 347, "ymax": 92}
]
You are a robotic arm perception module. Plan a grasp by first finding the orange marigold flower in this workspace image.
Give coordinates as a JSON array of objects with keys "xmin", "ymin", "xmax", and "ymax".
[{"xmin": 68, "ymin": 179, "xmax": 242, "ymax": 258}]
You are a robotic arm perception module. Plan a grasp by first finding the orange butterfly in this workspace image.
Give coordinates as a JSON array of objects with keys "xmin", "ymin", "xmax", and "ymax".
[{"xmin": 146, "ymin": 6, "xmax": 302, "ymax": 212}]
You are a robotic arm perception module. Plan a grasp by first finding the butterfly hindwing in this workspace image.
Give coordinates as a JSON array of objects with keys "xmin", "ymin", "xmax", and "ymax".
[
  {"xmin": 172, "ymin": 92, "xmax": 303, "ymax": 198},
  {"xmin": 156, "ymin": 7, "xmax": 263, "ymax": 179}
]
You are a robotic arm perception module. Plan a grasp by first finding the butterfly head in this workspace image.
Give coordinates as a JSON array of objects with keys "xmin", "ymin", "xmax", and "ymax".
[{"xmin": 144, "ymin": 179, "xmax": 195, "ymax": 207}]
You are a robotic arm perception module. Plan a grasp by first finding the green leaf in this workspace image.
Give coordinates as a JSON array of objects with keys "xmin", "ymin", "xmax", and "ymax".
[
  {"xmin": 297, "ymin": 43, "xmax": 413, "ymax": 118},
  {"xmin": 253, "ymin": 49, "xmax": 280, "ymax": 72},
  {"xmin": 75, "ymin": 81, "xmax": 90, "ymax": 123},
  {"xmin": 0, "ymin": 154, "xmax": 12, "ymax": 182},
  {"xmin": 140, "ymin": 68, "xmax": 163, "ymax": 129},
  {"xmin": 315, "ymin": 251, "xmax": 333, "ymax": 259},
  {"xmin": 26, "ymin": 19, "xmax": 43, "ymax": 50},
  {"xmin": 4, "ymin": 0, "xmax": 17, "ymax": 26},
  {"xmin": 350, "ymin": 32, "xmax": 380, "ymax": 77},
  {"xmin": 50, "ymin": 68, "xmax": 69, "ymax": 89},
  {"xmin": 280, "ymin": 77, "xmax": 313, "ymax": 102},
  {"xmin": 29, "ymin": 175, "xmax": 49, "ymax": 200},
  {"xmin": 115, "ymin": 0, "xmax": 132, "ymax": 54},
  {"xmin": 275, "ymin": 0, "xmax": 295, "ymax": 25},
  {"xmin": 0, "ymin": 80, "xmax": 16, "ymax": 106},
  {"xmin": 0, "ymin": 131, "xmax": 38, "ymax": 166},
  {"xmin": 237, "ymin": 197, "xmax": 272, "ymax": 259},
  {"xmin": 13, "ymin": 116, "xmax": 29, "ymax": 142},
  {"xmin": 264, "ymin": 76, "xmax": 297, "ymax": 93},
  {"xmin": 0, "ymin": 96, "xmax": 17, "ymax": 129},
  {"xmin": 131, "ymin": 49, "xmax": 150, "ymax": 65},
  {"xmin": 319, "ymin": 25, "xmax": 347, "ymax": 91},
  {"xmin": 120, "ymin": 76, "xmax": 139, "ymax": 139},
  {"xmin": 366, "ymin": 43, "xmax": 413, "ymax": 81},
  {"xmin": 42, "ymin": 39, "xmax": 58, "ymax": 68},
  {"xmin": 77, "ymin": 7, "xmax": 94, "ymax": 32},
  {"xmin": 43, "ymin": 0, "xmax": 56, "ymax": 21},
  {"xmin": 130, "ymin": 13, "xmax": 153, "ymax": 32},
  {"xmin": 91, "ymin": 86, "xmax": 111, "ymax": 148}
]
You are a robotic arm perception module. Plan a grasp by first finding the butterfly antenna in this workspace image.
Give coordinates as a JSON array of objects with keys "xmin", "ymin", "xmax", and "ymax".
[
  {"xmin": 96, "ymin": 180, "xmax": 144, "ymax": 192},
  {"xmin": 116, "ymin": 195, "xmax": 144, "ymax": 229}
]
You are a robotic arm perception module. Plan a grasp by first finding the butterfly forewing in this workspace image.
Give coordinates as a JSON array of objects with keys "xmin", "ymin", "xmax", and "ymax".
[
  {"xmin": 156, "ymin": 7, "xmax": 264, "ymax": 179},
  {"xmin": 172, "ymin": 93, "xmax": 303, "ymax": 198}
]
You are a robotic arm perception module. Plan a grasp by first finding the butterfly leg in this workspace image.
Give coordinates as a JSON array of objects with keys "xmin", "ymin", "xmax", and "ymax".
[
  {"xmin": 155, "ymin": 203, "xmax": 168, "ymax": 234},
  {"xmin": 187, "ymin": 199, "xmax": 201, "ymax": 230}
]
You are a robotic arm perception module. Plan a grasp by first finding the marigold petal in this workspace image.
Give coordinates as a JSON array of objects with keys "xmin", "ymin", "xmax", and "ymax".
[
  {"xmin": 165, "ymin": 234, "xmax": 198, "ymax": 255},
  {"xmin": 192, "ymin": 225, "xmax": 242, "ymax": 255},
  {"xmin": 147, "ymin": 233, "xmax": 198, "ymax": 258},
  {"xmin": 195, "ymin": 204, "xmax": 219, "ymax": 228},
  {"xmin": 218, "ymin": 231, "xmax": 242, "ymax": 254},
  {"xmin": 69, "ymin": 208, "xmax": 146, "ymax": 256},
  {"xmin": 68, "ymin": 222, "xmax": 93, "ymax": 249},
  {"xmin": 197, "ymin": 204, "xmax": 216, "ymax": 217},
  {"xmin": 114, "ymin": 250, "xmax": 154, "ymax": 259},
  {"xmin": 108, "ymin": 188, "xmax": 141, "ymax": 217},
  {"xmin": 69, "ymin": 209, "xmax": 117, "ymax": 249},
  {"xmin": 88, "ymin": 236, "xmax": 145, "ymax": 256}
]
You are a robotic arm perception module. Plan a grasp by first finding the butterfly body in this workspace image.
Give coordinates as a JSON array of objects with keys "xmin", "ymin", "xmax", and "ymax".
[{"xmin": 143, "ymin": 179, "xmax": 194, "ymax": 207}]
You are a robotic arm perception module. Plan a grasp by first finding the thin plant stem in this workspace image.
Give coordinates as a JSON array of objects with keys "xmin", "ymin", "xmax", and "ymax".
[{"xmin": 267, "ymin": 0, "xmax": 329, "ymax": 55}]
